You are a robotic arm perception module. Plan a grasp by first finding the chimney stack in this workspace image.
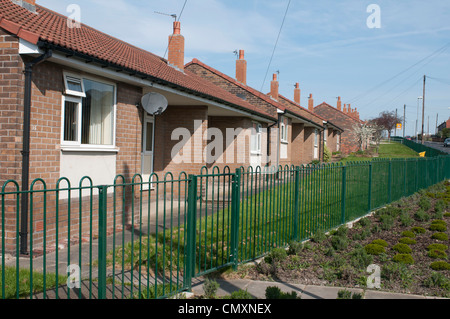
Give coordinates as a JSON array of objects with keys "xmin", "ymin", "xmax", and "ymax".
[
  {"xmin": 294, "ymin": 83, "xmax": 301, "ymax": 105},
  {"xmin": 236, "ymin": 50, "xmax": 247, "ymax": 85},
  {"xmin": 308, "ymin": 94, "xmax": 314, "ymax": 112},
  {"xmin": 343, "ymin": 104, "xmax": 347, "ymax": 114},
  {"xmin": 337, "ymin": 96, "xmax": 342, "ymax": 111},
  {"xmin": 168, "ymin": 21, "xmax": 185, "ymax": 71},
  {"xmin": 270, "ymin": 73, "xmax": 279, "ymax": 100}
]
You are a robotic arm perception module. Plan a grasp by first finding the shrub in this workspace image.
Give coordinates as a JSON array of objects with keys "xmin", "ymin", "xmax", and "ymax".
[
  {"xmin": 423, "ymin": 272, "xmax": 450, "ymax": 290},
  {"xmin": 203, "ymin": 278, "xmax": 220, "ymax": 299},
  {"xmin": 337, "ymin": 290, "xmax": 363, "ymax": 299},
  {"xmin": 358, "ymin": 217, "xmax": 371, "ymax": 228},
  {"xmin": 311, "ymin": 230, "xmax": 327, "ymax": 243},
  {"xmin": 392, "ymin": 243, "xmax": 412, "ymax": 254},
  {"xmin": 393, "ymin": 254, "xmax": 414, "ymax": 265},
  {"xmin": 428, "ymin": 249, "xmax": 448, "ymax": 260},
  {"xmin": 288, "ymin": 241, "xmax": 304, "ymax": 256},
  {"xmin": 350, "ymin": 246, "xmax": 374, "ymax": 269},
  {"xmin": 382, "ymin": 262, "xmax": 414, "ymax": 285},
  {"xmin": 414, "ymin": 209, "xmax": 430, "ymax": 222},
  {"xmin": 427, "ymin": 244, "xmax": 448, "ymax": 251},
  {"xmin": 228, "ymin": 289, "xmax": 254, "ymax": 299},
  {"xmin": 371, "ymin": 239, "xmax": 388, "ymax": 247},
  {"xmin": 379, "ymin": 214, "xmax": 394, "ymax": 230},
  {"xmin": 431, "ymin": 220, "xmax": 447, "ymax": 226},
  {"xmin": 264, "ymin": 248, "xmax": 288, "ymax": 264},
  {"xmin": 430, "ymin": 261, "xmax": 450, "ymax": 271},
  {"xmin": 400, "ymin": 212, "xmax": 414, "ymax": 227},
  {"xmin": 412, "ymin": 227, "xmax": 426, "ymax": 234},
  {"xmin": 324, "ymin": 145, "xmax": 332, "ymax": 163},
  {"xmin": 432, "ymin": 233, "xmax": 449, "ymax": 241},
  {"xmin": 335, "ymin": 226, "xmax": 349, "ymax": 238},
  {"xmin": 444, "ymin": 213, "xmax": 450, "ymax": 218},
  {"xmin": 419, "ymin": 197, "xmax": 432, "ymax": 211},
  {"xmin": 399, "ymin": 238, "xmax": 417, "ymax": 245},
  {"xmin": 331, "ymin": 236, "xmax": 348, "ymax": 251},
  {"xmin": 430, "ymin": 224, "xmax": 447, "ymax": 232},
  {"xmin": 265, "ymin": 286, "xmax": 299, "ymax": 299},
  {"xmin": 364, "ymin": 244, "xmax": 386, "ymax": 256},
  {"xmin": 401, "ymin": 230, "xmax": 416, "ymax": 238}
]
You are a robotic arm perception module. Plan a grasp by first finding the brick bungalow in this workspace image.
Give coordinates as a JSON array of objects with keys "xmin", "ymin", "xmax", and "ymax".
[
  {"xmin": 185, "ymin": 51, "xmax": 343, "ymax": 167},
  {"xmin": 313, "ymin": 98, "xmax": 363, "ymax": 154}
]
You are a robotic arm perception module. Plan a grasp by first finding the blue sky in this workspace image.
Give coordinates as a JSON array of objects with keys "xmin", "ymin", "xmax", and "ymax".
[{"xmin": 39, "ymin": 0, "xmax": 450, "ymax": 136}]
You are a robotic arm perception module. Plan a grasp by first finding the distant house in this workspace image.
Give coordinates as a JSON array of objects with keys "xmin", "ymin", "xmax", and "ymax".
[{"xmin": 312, "ymin": 99, "xmax": 363, "ymax": 154}]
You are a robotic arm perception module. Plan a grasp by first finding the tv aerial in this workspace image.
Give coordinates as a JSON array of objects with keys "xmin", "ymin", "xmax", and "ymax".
[
  {"xmin": 141, "ymin": 92, "xmax": 168, "ymax": 116},
  {"xmin": 154, "ymin": 11, "xmax": 177, "ymax": 21}
]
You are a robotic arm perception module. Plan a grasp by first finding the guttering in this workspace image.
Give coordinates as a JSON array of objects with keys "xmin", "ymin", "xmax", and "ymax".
[
  {"xmin": 36, "ymin": 41, "xmax": 276, "ymax": 123},
  {"xmin": 20, "ymin": 49, "xmax": 53, "ymax": 255},
  {"xmin": 284, "ymin": 109, "xmax": 324, "ymax": 130}
]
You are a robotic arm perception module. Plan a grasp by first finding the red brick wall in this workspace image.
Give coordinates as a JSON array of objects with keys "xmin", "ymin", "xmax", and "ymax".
[
  {"xmin": 291, "ymin": 123, "xmax": 305, "ymax": 166},
  {"xmin": 314, "ymin": 104, "xmax": 359, "ymax": 154}
]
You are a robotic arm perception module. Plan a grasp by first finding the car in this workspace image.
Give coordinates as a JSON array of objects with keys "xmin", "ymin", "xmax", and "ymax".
[{"xmin": 444, "ymin": 138, "xmax": 450, "ymax": 147}]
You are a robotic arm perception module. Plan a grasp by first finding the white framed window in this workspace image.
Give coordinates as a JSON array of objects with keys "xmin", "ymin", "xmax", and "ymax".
[
  {"xmin": 251, "ymin": 123, "xmax": 262, "ymax": 154},
  {"xmin": 324, "ymin": 128, "xmax": 328, "ymax": 146},
  {"xmin": 337, "ymin": 132, "xmax": 341, "ymax": 151},
  {"xmin": 314, "ymin": 129, "xmax": 319, "ymax": 159},
  {"xmin": 61, "ymin": 73, "xmax": 116, "ymax": 149},
  {"xmin": 63, "ymin": 72, "xmax": 86, "ymax": 97},
  {"xmin": 280, "ymin": 117, "xmax": 288, "ymax": 143}
]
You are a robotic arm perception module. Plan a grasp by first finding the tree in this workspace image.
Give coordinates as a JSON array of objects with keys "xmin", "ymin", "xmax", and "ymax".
[
  {"xmin": 352, "ymin": 123, "xmax": 376, "ymax": 151},
  {"xmin": 371, "ymin": 111, "xmax": 403, "ymax": 138}
]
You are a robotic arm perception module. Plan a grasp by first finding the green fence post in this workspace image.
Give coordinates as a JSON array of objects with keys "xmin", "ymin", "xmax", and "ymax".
[
  {"xmin": 388, "ymin": 160, "xmax": 392, "ymax": 203},
  {"xmin": 341, "ymin": 166, "xmax": 347, "ymax": 225},
  {"xmin": 230, "ymin": 169, "xmax": 241, "ymax": 271},
  {"xmin": 293, "ymin": 166, "xmax": 300, "ymax": 241},
  {"xmin": 368, "ymin": 162, "xmax": 372, "ymax": 213},
  {"xmin": 185, "ymin": 174, "xmax": 198, "ymax": 291},
  {"xmin": 97, "ymin": 185, "xmax": 108, "ymax": 300}
]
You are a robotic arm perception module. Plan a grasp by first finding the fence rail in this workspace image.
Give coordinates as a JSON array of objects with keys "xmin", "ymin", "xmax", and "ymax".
[{"xmin": 1, "ymin": 139, "xmax": 449, "ymax": 299}]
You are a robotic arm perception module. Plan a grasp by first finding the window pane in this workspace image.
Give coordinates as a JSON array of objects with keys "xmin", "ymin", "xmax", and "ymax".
[
  {"xmin": 81, "ymin": 79, "xmax": 115, "ymax": 145},
  {"xmin": 146, "ymin": 122, "xmax": 153, "ymax": 152},
  {"xmin": 64, "ymin": 101, "xmax": 78, "ymax": 142},
  {"xmin": 67, "ymin": 79, "xmax": 82, "ymax": 93}
]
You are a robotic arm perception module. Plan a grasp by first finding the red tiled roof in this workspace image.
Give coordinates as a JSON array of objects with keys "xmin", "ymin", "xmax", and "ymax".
[
  {"xmin": 314, "ymin": 102, "xmax": 364, "ymax": 124},
  {"xmin": 0, "ymin": 0, "xmax": 275, "ymax": 120},
  {"xmin": 277, "ymin": 94, "xmax": 327, "ymax": 124}
]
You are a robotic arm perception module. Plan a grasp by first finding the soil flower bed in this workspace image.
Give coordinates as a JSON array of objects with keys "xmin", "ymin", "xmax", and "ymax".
[{"xmin": 219, "ymin": 181, "xmax": 450, "ymax": 298}]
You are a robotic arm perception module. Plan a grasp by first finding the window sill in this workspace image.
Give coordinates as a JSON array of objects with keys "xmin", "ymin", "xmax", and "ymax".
[
  {"xmin": 61, "ymin": 146, "xmax": 120, "ymax": 153},
  {"xmin": 280, "ymin": 140, "xmax": 289, "ymax": 145}
]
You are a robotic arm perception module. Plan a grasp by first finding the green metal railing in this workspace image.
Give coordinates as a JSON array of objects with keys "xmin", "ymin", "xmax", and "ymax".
[{"xmin": 1, "ymin": 140, "xmax": 449, "ymax": 299}]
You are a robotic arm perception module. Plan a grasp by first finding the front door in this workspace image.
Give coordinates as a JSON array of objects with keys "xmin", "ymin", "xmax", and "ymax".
[{"xmin": 142, "ymin": 115, "xmax": 154, "ymax": 187}]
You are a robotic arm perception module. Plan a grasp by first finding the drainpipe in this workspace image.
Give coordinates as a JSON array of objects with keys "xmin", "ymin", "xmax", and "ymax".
[{"xmin": 20, "ymin": 50, "xmax": 53, "ymax": 255}]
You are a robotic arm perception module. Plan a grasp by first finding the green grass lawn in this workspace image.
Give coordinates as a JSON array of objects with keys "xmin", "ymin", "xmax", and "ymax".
[{"xmin": 341, "ymin": 142, "xmax": 419, "ymax": 162}]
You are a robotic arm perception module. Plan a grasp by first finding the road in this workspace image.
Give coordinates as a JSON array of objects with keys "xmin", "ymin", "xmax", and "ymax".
[{"xmin": 424, "ymin": 141, "xmax": 450, "ymax": 154}]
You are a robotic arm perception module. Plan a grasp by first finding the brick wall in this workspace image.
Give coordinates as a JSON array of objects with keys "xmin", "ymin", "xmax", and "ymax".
[
  {"xmin": 291, "ymin": 123, "xmax": 305, "ymax": 166},
  {"xmin": 314, "ymin": 104, "xmax": 359, "ymax": 154}
]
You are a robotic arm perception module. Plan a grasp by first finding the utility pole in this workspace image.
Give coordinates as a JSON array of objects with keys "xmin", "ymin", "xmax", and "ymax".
[
  {"xmin": 403, "ymin": 104, "xmax": 406, "ymax": 138},
  {"xmin": 421, "ymin": 75, "xmax": 426, "ymax": 144}
]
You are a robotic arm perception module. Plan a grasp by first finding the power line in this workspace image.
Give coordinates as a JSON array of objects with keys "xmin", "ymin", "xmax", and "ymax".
[
  {"xmin": 260, "ymin": 0, "xmax": 292, "ymax": 92},
  {"xmin": 348, "ymin": 41, "xmax": 450, "ymax": 105}
]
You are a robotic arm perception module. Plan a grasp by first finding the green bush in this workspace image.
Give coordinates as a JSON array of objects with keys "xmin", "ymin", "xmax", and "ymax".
[
  {"xmin": 335, "ymin": 226, "xmax": 349, "ymax": 238},
  {"xmin": 423, "ymin": 272, "xmax": 450, "ymax": 290},
  {"xmin": 431, "ymin": 220, "xmax": 447, "ymax": 226},
  {"xmin": 379, "ymin": 214, "xmax": 394, "ymax": 230},
  {"xmin": 311, "ymin": 230, "xmax": 327, "ymax": 243},
  {"xmin": 432, "ymin": 232, "xmax": 449, "ymax": 241},
  {"xmin": 350, "ymin": 246, "xmax": 374, "ymax": 269},
  {"xmin": 227, "ymin": 289, "xmax": 254, "ymax": 299},
  {"xmin": 371, "ymin": 239, "xmax": 388, "ymax": 247},
  {"xmin": 412, "ymin": 227, "xmax": 426, "ymax": 234},
  {"xmin": 337, "ymin": 289, "xmax": 363, "ymax": 299},
  {"xmin": 203, "ymin": 278, "xmax": 220, "ymax": 299},
  {"xmin": 415, "ymin": 209, "xmax": 430, "ymax": 222},
  {"xmin": 428, "ymin": 249, "xmax": 448, "ymax": 260},
  {"xmin": 331, "ymin": 236, "xmax": 348, "ymax": 251},
  {"xmin": 401, "ymin": 230, "xmax": 416, "ymax": 238},
  {"xmin": 430, "ymin": 224, "xmax": 447, "ymax": 232},
  {"xmin": 430, "ymin": 261, "xmax": 450, "ymax": 271},
  {"xmin": 419, "ymin": 197, "xmax": 432, "ymax": 211},
  {"xmin": 364, "ymin": 244, "xmax": 386, "ymax": 256},
  {"xmin": 264, "ymin": 248, "xmax": 288, "ymax": 264},
  {"xmin": 427, "ymin": 244, "xmax": 448, "ymax": 251},
  {"xmin": 288, "ymin": 241, "xmax": 304, "ymax": 256},
  {"xmin": 358, "ymin": 217, "xmax": 371, "ymax": 228},
  {"xmin": 265, "ymin": 286, "xmax": 299, "ymax": 299},
  {"xmin": 399, "ymin": 212, "xmax": 414, "ymax": 227},
  {"xmin": 444, "ymin": 213, "xmax": 450, "ymax": 218},
  {"xmin": 393, "ymin": 254, "xmax": 414, "ymax": 265},
  {"xmin": 398, "ymin": 238, "xmax": 416, "ymax": 245},
  {"xmin": 323, "ymin": 145, "xmax": 332, "ymax": 163},
  {"xmin": 392, "ymin": 243, "xmax": 412, "ymax": 254}
]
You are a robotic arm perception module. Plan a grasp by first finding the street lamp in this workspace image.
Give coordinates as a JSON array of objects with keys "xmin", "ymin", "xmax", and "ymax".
[{"xmin": 416, "ymin": 96, "xmax": 423, "ymax": 143}]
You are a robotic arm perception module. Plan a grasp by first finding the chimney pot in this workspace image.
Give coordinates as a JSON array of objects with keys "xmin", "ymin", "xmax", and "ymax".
[
  {"xmin": 308, "ymin": 94, "xmax": 314, "ymax": 112},
  {"xmin": 337, "ymin": 96, "xmax": 342, "ymax": 111}
]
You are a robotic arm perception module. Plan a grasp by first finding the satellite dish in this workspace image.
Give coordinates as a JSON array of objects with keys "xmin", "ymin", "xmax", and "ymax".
[{"xmin": 141, "ymin": 92, "xmax": 168, "ymax": 115}]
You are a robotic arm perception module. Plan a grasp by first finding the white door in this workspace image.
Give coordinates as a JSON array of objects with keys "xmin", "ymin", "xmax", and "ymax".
[
  {"xmin": 142, "ymin": 115, "xmax": 154, "ymax": 188},
  {"xmin": 250, "ymin": 123, "xmax": 262, "ymax": 170}
]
